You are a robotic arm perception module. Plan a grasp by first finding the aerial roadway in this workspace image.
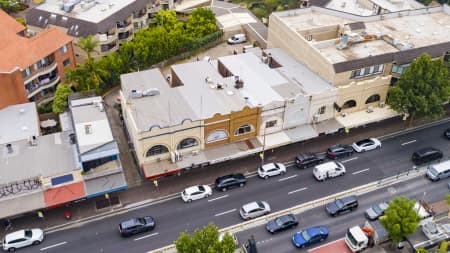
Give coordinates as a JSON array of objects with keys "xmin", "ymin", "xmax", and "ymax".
[{"xmin": 17, "ymin": 122, "xmax": 449, "ymax": 253}]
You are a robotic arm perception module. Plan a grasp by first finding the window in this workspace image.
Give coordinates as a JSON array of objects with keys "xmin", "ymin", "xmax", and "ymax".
[
  {"xmin": 444, "ymin": 52, "xmax": 450, "ymax": 62},
  {"xmin": 351, "ymin": 65, "xmax": 384, "ymax": 78},
  {"xmin": 235, "ymin": 124, "xmax": 253, "ymax": 135},
  {"xmin": 177, "ymin": 138, "xmax": 198, "ymax": 150},
  {"xmin": 342, "ymin": 100, "xmax": 357, "ymax": 109},
  {"xmin": 391, "ymin": 64, "xmax": 409, "ymax": 74},
  {"xmin": 265, "ymin": 120, "xmax": 277, "ymax": 128},
  {"xmin": 60, "ymin": 44, "xmax": 68, "ymax": 54},
  {"xmin": 318, "ymin": 106, "xmax": 326, "ymax": 114},
  {"xmin": 146, "ymin": 145, "xmax": 169, "ymax": 157},
  {"xmin": 63, "ymin": 58, "xmax": 71, "ymax": 67},
  {"xmin": 22, "ymin": 67, "xmax": 31, "ymax": 78},
  {"xmin": 206, "ymin": 130, "xmax": 228, "ymax": 143},
  {"xmin": 365, "ymin": 94, "xmax": 380, "ymax": 104}
]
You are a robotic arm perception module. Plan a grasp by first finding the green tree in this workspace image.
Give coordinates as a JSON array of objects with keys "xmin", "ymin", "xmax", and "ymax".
[
  {"xmin": 154, "ymin": 10, "xmax": 183, "ymax": 32},
  {"xmin": 185, "ymin": 8, "xmax": 217, "ymax": 38},
  {"xmin": 380, "ymin": 196, "xmax": 422, "ymax": 244},
  {"xmin": 76, "ymin": 35, "xmax": 99, "ymax": 61},
  {"xmin": 446, "ymin": 195, "xmax": 450, "ymax": 205},
  {"xmin": 66, "ymin": 60, "xmax": 109, "ymax": 94},
  {"xmin": 387, "ymin": 54, "xmax": 450, "ymax": 125},
  {"xmin": 52, "ymin": 83, "xmax": 73, "ymax": 114},
  {"xmin": 0, "ymin": 0, "xmax": 21, "ymax": 13},
  {"xmin": 439, "ymin": 240, "xmax": 448, "ymax": 253},
  {"xmin": 175, "ymin": 223, "xmax": 235, "ymax": 253}
]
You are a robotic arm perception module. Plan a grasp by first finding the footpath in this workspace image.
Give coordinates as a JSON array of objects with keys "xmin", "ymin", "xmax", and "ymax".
[{"xmin": 2, "ymin": 113, "xmax": 450, "ymax": 239}]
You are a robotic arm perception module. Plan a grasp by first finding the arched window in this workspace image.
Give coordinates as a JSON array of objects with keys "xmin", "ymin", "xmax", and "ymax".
[
  {"xmin": 206, "ymin": 130, "xmax": 228, "ymax": 143},
  {"xmin": 342, "ymin": 100, "xmax": 357, "ymax": 109},
  {"xmin": 146, "ymin": 145, "xmax": 169, "ymax": 157},
  {"xmin": 235, "ymin": 124, "xmax": 254, "ymax": 136},
  {"xmin": 177, "ymin": 138, "xmax": 198, "ymax": 150},
  {"xmin": 365, "ymin": 94, "xmax": 380, "ymax": 104}
]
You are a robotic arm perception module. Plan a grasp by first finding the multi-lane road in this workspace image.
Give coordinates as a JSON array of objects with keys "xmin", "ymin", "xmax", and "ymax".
[{"xmin": 17, "ymin": 122, "xmax": 450, "ymax": 253}]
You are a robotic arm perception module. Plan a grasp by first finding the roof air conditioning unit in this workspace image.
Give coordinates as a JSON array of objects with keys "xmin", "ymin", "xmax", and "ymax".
[
  {"xmin": 341, "ymin": 112, "xmax": 347, "ymax": 117},
  {"xmin": 29, "ymin": 135, "xmax": 38, "ymax": 146},
  {"xmin": 143, "ymin": 88, "xmax": 160, "ymax": 96},
  {"xmin": 313, "ymin": 114, "xmax": 320, "ymax": 122},
  {"xmin": 379, "ymin": 102, "xmax": 385, "ymax": 108},
  {"xmin": 367, "ymin": 106, "xmax": 374, "ymax": 113},
  {"xmin": 130, "ymin": 90, "xmax": 143, "ymax": 99}
]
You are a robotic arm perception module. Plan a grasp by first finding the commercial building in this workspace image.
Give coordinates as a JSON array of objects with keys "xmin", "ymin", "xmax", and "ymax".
[
  {"xmin": 0, "ymin": 9, "xmax": 76, "ymax": 109},
  {"xmin": 268, "ymin": 5, "xmax": 450, "ymax": 128}
]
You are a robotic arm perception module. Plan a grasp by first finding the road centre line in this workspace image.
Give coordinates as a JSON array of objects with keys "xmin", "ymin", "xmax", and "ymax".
[
  {"xmin": 401, "ymin": 140, "xmax": 417, "ymax": 146},
  {"xmin": 214, "ymin": 209, "xmax": 236, "ymax": 217},
  {"xmin": 341, "ymin": 157, "xmax": 358, "ymax": 163},
  {"xmin": 40, "ymin": 242, "xmax": 67, "ymax": 251},
  {"xmin": 134, "ymin": 232, "xmax": 159, "ymax": 241},
  {"xmin": 352, "ymin": 168, "xmax": 370, "ymax": 175},
  {"xmin": 278, "ymin": 174, "xmax": 297, "ymax": 182},
  {"xmin": 288, "ymin": 187, "xmax": 308, "ymax": 195},
  {"xmin": 208, "ymin": 195, "xmax": 229, "ymax": 202}
]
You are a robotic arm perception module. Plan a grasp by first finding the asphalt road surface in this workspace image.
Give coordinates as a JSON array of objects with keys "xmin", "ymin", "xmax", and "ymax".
[{"xmin": 17, "ymin": 122, "xmax": 450, "ymax": 253}]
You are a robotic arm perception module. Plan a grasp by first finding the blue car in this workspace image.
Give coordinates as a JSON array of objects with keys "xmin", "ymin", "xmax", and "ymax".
[{"xmin": 292, "ymin": 226, "xmax": 329, "ymax": 248}]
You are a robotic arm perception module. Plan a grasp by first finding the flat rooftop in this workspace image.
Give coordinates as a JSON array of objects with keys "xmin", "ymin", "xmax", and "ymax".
[
  {"xmin": 273, "ymin": 6, "xmax": 450, "ymax": 63},
  {"xmin": 34, "ymin": 0, "xmax": 133, "ymax": 24},
  {"xmin": 0, "ymin": 102, "xmax": 39, "ymax": 145},
  {"xmin": 0, "ymin": 131, "xmax": 77, "ymax": 184},
  {"xmin": 325, "ymin": 0, "xmax": 424, "ymax": 16}
]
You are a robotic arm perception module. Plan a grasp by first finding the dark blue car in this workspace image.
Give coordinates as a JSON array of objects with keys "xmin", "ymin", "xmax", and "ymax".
[{"xmin": 292, "ymin": 226, "xmax": 328, "ymax": 248}]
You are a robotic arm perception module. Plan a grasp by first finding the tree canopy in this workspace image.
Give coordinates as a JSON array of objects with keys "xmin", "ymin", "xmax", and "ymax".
[
  {"xmin": 387, "ymin": 54, "xmax": 450, "ymax": 124},
  {"xmin": 175, "ymin": 223, "xmax": 236, "ymax": 253},
  {"xmin": 52, "ymin": 83, "xmax": 73, "ymax": 114},
  {"xmin": 380, "ymin": 196, "xmax": 422, "ymax": 244},
  {"xmin": 0, "ymin": 0, "xmax": 21, "ymax": 13}
]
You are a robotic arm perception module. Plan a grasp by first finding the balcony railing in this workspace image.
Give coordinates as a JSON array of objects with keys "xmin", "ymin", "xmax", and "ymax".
[
  {"xmin": 116, "ymin": 20, "xmax": 132, "ymax": 29},
  {"xmin": 133, "ymin": 10, "xmax": 147, "ymax": 19},
  {"xmin": 27, "ymin": 75, "xmax": 60, "ymax": 98},
  {"xmin": 23, "ymin": 60, "xmax": 57, "ymax": 83}
]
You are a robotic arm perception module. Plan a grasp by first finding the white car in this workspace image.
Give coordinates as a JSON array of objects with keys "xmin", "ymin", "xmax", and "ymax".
[
  {"xmin": 2, "ymin": 228, "xmax": 44, "ymax": 252},
  {"xmin": 181, "ymin": 185, "xmax": 212, "ymax": 203},
  {"xmin": 227, "ymin": 34, "xmax": 246, "ymax": 44},
  {"xmin": 352, "ymin": 138, "xmax": 381, "ymax": 152},
  {"xmin": 258, "ymin": 162, "xmax": 286, "ymax": 179},
  {"xmin": 240, "ymin": 201, "xmax": 271, "ymax": 220}
]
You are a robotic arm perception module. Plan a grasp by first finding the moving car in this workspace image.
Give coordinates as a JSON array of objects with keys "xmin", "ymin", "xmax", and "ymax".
[
  {"xmin": 2, "ymin": 228, "xmax": 44, "ymax": 252},
  {"xmin": 292, "ymin": 226, "xmax": 329, "ymax": 248},
  {"xmin": 411, "ymin": 147, "xmax": 443, "ymax": 165},
  {"xmin": 181, "ymin": 185, "xmax": 212, "ymax": 203},
  {"xmin": 295, "ymin": 153, "xmax": 324, "ymax": 169},
  {"xmin": 352, "ymin": 138, "xmax": 381, "ymax": 152},
  {"xmin": 426, "ymin": 160, "xmax": 450, "ymax": 181},
  {"xmin": 257, "ymin": 162, "xmax": 286, "ymax": 179},
  {"xmin": 119, "ymin": 216, "xmax": 155, "ymax": 237},
  {"xmin": 365, "ymin": 202, "xmax": 389, "ymax": 220},
  {"xmin": 227, "ymin": 34, "xmax": 246, "ymax": 44},
  {"xmin": 326, "ymin": 195, "xmax": 358, "ymax": 216},
  {"xmin": 313, "ymin": 161, "xmax": 346, "ymax": 181},
  {"xmin": 266, "ymin": 214, "xmax": 298, "ymax": 234},
  {"xmin": 215, "ymin": 173, "xmax": 247, "ymax": 192},
  {"xmin": 240, "ymin": 201, "xmax": 271, "ymax": 220},
  {"xmin": 326, "ymin": 144, "xmax": 354, "ymax": 159},
  {"xmin": 444, "ymin": 128, "xmax": 450, "ymax": 139}
]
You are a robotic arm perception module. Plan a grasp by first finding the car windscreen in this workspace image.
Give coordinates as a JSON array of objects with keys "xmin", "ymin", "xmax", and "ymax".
[
  {"xmin": 335, "ymin": 199, "xmax": 344, "ymax": 209},
  {"xmin": 301, "ymin": 230, "xmax": 311, "ymax": 241}
]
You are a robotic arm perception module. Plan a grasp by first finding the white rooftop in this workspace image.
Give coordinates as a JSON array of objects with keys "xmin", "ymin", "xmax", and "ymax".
[
  {"xmin": 70, "ymin": 97, "xmax": 114, "ymax": 154},
  {"xmin": 0, "ymin": 102, "xmax": 39, "ymax": 145},
  {"xmin": 325, "ymin": 0, "xmax": 424, "ymax": 16},
  {"xmin": 35, "ymin": 0, "xmax": 133, "ymax": 24}
]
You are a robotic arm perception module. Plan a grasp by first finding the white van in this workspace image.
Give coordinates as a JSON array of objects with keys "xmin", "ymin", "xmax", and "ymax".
[
  {"xmin": 227, "ymin": 34, "xmax": 246, "ymax": 45},
  {"xmin": 313, "ymin": 161, "xmax": 346, "ymax": 181},
  {"xmin": 426, "ymin": 160, "xmax": 450, "ymax": 181}
]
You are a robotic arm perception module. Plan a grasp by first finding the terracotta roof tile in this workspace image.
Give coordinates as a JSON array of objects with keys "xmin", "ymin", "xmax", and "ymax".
[{"xmin": 44, "ymin": 181, "xmax": 86, "ymax": 207}]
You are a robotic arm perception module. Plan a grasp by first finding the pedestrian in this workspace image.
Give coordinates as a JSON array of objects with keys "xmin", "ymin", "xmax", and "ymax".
[
  {"xmin": 153, "ymin": 179, "xmax": 159, "ymax": 188},
  {"xmin": 344, "ymin": 127, "xmax": 350, "ymax": 136},
  {"xmin": 233, "ymin": 50, "xmax": 237, "ymax": 55},
  {"xmin": 4, "ymin": 219, "xmax": 12, "ymax": 231},
  {"xmin": 196, "ymin": 56, "xmax": 199, "ymax": 61}
]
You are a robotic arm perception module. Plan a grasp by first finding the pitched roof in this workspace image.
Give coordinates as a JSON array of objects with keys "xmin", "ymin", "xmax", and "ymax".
[{"xmin": 44, "ymin": 181, "xmax": 86, "ymax": 207}]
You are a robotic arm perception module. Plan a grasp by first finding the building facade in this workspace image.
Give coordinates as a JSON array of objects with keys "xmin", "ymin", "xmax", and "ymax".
[{"xmin": 0, "ymin": 9, "xmax": 76, "ymax": 108}]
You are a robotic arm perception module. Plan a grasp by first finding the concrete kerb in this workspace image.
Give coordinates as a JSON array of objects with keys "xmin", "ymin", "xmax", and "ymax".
[
  {"xmin": 148, "ymin": 164, "xmax": 429, "ymax": 253},
  {"xmin": 378, "ymin": 117, "xmax": 450, "ymax": 141}
]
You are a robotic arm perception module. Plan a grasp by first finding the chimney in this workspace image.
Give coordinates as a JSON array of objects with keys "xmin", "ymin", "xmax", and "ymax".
[
  {"xmin": 29, "ymin": 135, "xmax": 37, "ymax": 146},
  {"xmin": 6, "ymin": 144, "xmax": 13, "ymax": 153}
]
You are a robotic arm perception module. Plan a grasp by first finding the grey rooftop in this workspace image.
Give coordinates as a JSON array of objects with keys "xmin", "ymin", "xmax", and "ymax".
[{"xmin": 0, "ymin": 102, "xmax": 39, "ymax": 145}]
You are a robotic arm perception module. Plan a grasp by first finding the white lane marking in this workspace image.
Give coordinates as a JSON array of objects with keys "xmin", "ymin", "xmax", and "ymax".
[
  {"xmin": 341, "ymin": 157, "xmax": 358, "ymax": 163},
  {"xmin": 288, "ymin": 187, "xmax": 308, "ymax": 195},
  {"xmin": 401, "ymin": 140, "xmax": 416, "ymax": 146},
  {"xmin": 40, "ymin": 242, "xmax": 67, "ymax": 251},
  {"xmin": 208, "ymin": 194, "xmax": 229, "ymax": 202},
  {"xmin": 134, "ymin": 232, "xmax": 159, "ymax": 241},
  {"xmin": 214, "ymin": 209, "xmax": 236, "ymax": 217},
  {"xmin": 352, "ymin": 168, "xmax": 370, "ymax": 175},
  {"xmin": 278, "ymin": 174, "xmax": 297, "ymax": 182}
]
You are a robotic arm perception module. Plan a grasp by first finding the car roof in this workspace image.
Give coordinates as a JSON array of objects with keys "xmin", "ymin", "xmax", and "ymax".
[
  {"xmin": 277, "ymin": 214, "xmax": 295, "ymax": 222},
  {"xmin": 121, "ymin": 218, "xmax": 141, "ymax": 228},
  {"xmin": 5, "ymin": 230, "xmax": 26, "ymax": 241},
  {"xmin": 314, "ymin": 161, "xmax": 339, "ymax": 171},
  {"xmin": 340, "ymin": 195, "xmax": 357, "ymax": 203},
  {"xmin": 261, "ymin": 163, "xmax": 276, "ymax": 170},
  {"xmin": 184, "ymin": 185, "xmax": 204, "ymax": 194},
  {"xmin": 243, "ymin": 201, "xmax": 264, "ymax": 212},
  {"xmin": 297, "ymin": 153, "xmax": 314, "ymax": 159},
  {"xmin": 415, "ymin": 147, "xmax": 441, "ymax": 155}
]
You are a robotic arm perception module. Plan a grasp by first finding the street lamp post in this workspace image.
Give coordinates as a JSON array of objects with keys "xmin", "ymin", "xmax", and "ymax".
[{"xmin": 260, "ymin": 126, "xmax": 266, "ymax": 167}]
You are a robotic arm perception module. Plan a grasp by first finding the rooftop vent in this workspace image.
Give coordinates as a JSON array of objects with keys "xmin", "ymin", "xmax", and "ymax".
[
  {"xmin": 19, "ymin": 108, "xmax": 25, "ymax": 114},
  {"xmin": 143, "ymin": 88, "xmax": 160, "ymax": 96},
  {"xmin": 130, "ymin": 90, "xmax": 143, "ymax": 99},
  {"xmin": 216, "ymin": 83, "xmax": 224, "ymax": 90},
  {"xmin": 6, "ymin": 143, "xmax": 13, "ymax": 153},
  {"xmin": 85, "ymin": 124, "xmax": 93, "ymax": 134},
  {"xmin": 29, "ymin": 135, "xmax": 38, "ymax": 146},
  {"xmin": 234, "ymin": 76, "xmax": 244, "ymax": 89}
]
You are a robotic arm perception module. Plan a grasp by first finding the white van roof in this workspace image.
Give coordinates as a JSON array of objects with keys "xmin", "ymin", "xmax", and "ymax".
[
  {"xmin": 348, "ymin": 226, "xmax": 367, "ymax": 242},
  {"xmin": 429, "ymin": 160, "xmax": 450, "ymax": 173},
  {"xmin": 314, "ymin": 161, "xmax": 339, "ymax": 173}
]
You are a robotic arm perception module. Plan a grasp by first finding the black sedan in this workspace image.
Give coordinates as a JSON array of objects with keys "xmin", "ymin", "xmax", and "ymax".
[
  {"xmin": 295, "ymin": 153, "xmax": 324, "ymax": 169},
  {"xmin": 215, "ymin": 173, "xmax": 247, "ymax": 192},
  {"xmin": 265, "ymin": 214, "xmax": 298, "ymax": 234},
  {"xmin": 326, "ymin": 144, "xmax": 354, "ymax": 159},
  {"xmin": 119, "ymin": 216, "xmax": 155, "ymax": 237}
]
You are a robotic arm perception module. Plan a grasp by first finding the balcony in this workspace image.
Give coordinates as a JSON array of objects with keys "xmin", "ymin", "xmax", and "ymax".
[
  {"xmin": 27, "ymin": 75, "xmax": 60, "ymax": 98},
  {"xmin": 98, "ymin": 34, "xmax": 117, "ymax": 45},
  {"xmin": 23, "ymin": 60, "xmax": 57, "ymax": 83},
  {"xmin": 133, "ymin": 9, "xmax": 147, "ymax": 19},
  {"xmin": 100, "ymin": 41, "xmax": 119, "ymax": 54},
  {"xmin": 116, "ymin": 20, "xmax": 132, "ymax": 33},
  {"xmin": 118, "ymin": 31, "xmax": 133, "ymax": 41}
]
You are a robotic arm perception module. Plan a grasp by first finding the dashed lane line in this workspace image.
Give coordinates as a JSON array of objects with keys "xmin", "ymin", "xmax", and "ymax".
[
  {"xmin": 134, "ymin": 232, "xmax": 159, "ymax": 241},
  {"xmin": 341, "ymin": 157, "xmax": 358, "ymax": 163},
  {"xmin": 208, "ymin": 195, "xmax": 229, "ymax": 202},
  {"xmin": 352, "ymin": 168, "xmax": 370, "ymax": 175},
  {"xmin": 288, "ymin": 187, "xmax": 308, "ymax": 195},
  {"xmin": 278, "ymin": 174, "xmax": 298, "ymax": 182},
  {"xmin": 40, "ymin": 242, "xmax": 67, "ymax": 251},
  {"xmin": 401, "ymin": 140, "xmax": 417, "ymax": 146},
  {"xmin": 214, "ymin": 209, "xmax": 236, "ymax": 217}
]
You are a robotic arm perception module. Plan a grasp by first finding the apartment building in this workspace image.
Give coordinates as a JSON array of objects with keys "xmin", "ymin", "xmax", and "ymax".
[
  {"xmin": 26, "ymin": 0, "xmax": 172, "ymax": 62},
  {"xmin": 268, "ymin": 5, "xmax": 450, "ymax": 127},
  {"xmin": 0, "ymin": 9, "xmax": 76, "ymax": 109}
]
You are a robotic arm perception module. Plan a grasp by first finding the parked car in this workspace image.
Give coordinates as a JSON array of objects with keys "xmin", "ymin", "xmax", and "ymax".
[
  {"xmin": 352, "ymin": 138, "xmax": 382, "ymax": 152},
  {"xmin": 426, "ymin": 160, "xmax": 450, "ymax": 181},
  {"xmin": 181, "ymin": 185, "xmax": 212, "ymax": 203},
  {"xmin": 119, "ymin": 216, "xmax": 155, "ymax": 237},
  {"xmin": 258, "ymin": 163, "xmax": 286, "ymax": 179},
  {"xmin": 326, "ymin": 144, "xmax": 354, "ymax": 159},
  {"xmin": 2, "ymin": 228, "xmax": 44, "ymax": 252},
  {"xmin": 295, "ymin": 153, "xmax": 324, "ymax": 169},
  {"xmin": 411, "ymin": 147, "xmax": 443, "ymax": 166},
  {"xmin": 265, "ymin": 214, "xmax": 298, "ymax": 234},
  {"xmin": 292, "ymin": 226, "xmax": 329, "ymax": 248},
  {"xmin": 444, "ymin": 128, "xmax": 450, "ymax": 139},
  {"xmin": 325, "ymin": 195, "xmax": 358, "ymax": 216},
  {"xmin": 215, "ymin": 173, "xmax": 247, "ymax": 192},
  {"xmin": 227, "ymin": 34, "xmax": 246, "ymax": 44},
  {"xmin": 240, "ymin": 201, "xmax": 271, "ymax": 220},
  {"xmin": 313, "ymin": 161, "xmax": 346, "ymax": 181},
  {"xmin": 365, "ymin": 202, "xmax": 389, "ymax": 220}
]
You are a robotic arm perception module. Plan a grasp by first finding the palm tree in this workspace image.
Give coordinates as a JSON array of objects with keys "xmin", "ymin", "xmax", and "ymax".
[
  {"xmin": 66, "ymin": 60, "xmax": 109, "ymax": 94},
  {"xmin": 76, "ymin": 35, "xmax": 99, "ymax": 61}
]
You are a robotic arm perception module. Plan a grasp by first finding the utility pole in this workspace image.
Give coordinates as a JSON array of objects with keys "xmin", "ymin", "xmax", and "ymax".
[{"xmin": 260, "ymin": 127, "xmax": 266, "ymax": 167}]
